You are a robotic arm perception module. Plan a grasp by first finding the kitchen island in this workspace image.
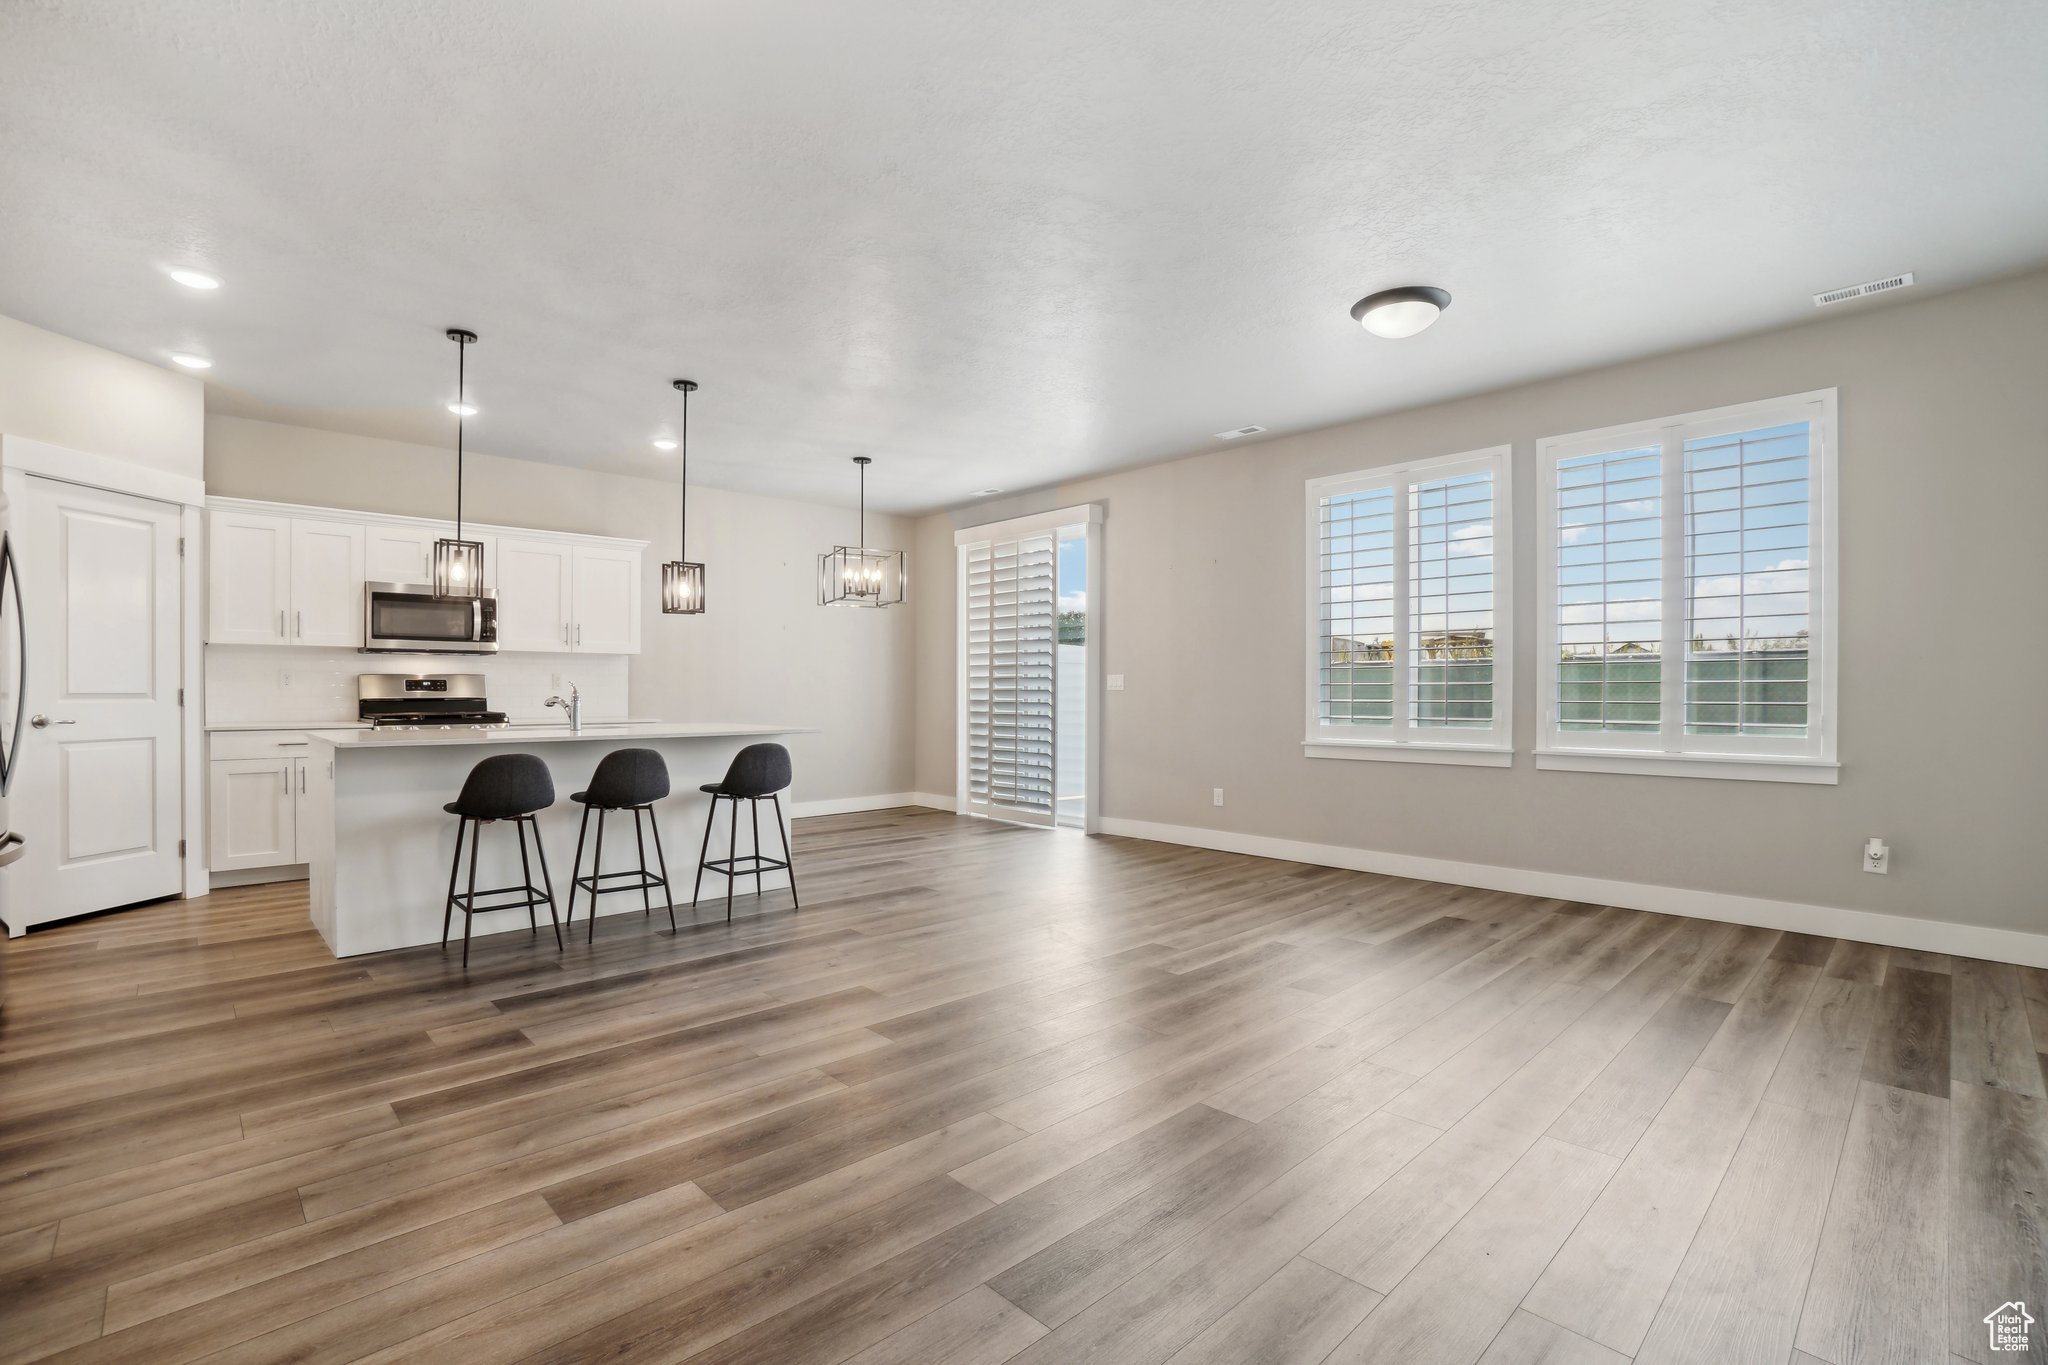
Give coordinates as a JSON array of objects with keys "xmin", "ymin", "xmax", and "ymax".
[{"xmin": 304, "ymin": 723, "xmax": 806, "ymax": 957}]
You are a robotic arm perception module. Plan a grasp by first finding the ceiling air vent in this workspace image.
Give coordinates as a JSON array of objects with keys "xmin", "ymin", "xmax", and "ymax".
[
  {"xmin": 1215, "ymin": 425, "xmax": 1266, "ymax": 440},
  {"xmin": 1814, "ymin": 272, "xmax": 1914, "ymax": 307}
]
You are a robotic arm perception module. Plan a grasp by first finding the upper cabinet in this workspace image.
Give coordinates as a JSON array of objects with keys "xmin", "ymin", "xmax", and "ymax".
[
  {"xmin": 495, "ymin": 536, "xmax": 574, "ymax": 653},
  {"xmin": 289, "ymin": 518, "xmax": 366, "ymax": 647},
  {"xmin": 207, "ymin": 510, "xmax": 294, "ymax": 645},
  {"xmin": 571, "ymin": 543, "xmax": 640, "ymax": 654},
  {"xmin": 206, "ymin": 499, "xmax": 644, "ymax": 655}
]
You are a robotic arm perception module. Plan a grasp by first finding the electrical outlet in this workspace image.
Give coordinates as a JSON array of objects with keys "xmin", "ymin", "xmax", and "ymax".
[
  {"xmin": 1863, "ymin": 838, "xmax": 1890, "ymax": 875},
  {"xmin": 278, "ymin": 669, "xmax": 292, "ymax": 688},
  {"xmin": 1212, "ymin": 788, "xmax": 1224, "ymax": 807},
  {"xmin": 1107, "ymin": 674, "xmax": 1125, "ymax": 692},
  {"xmin": 550, "ymin": 673, "xmax": 563, "ymax": 693}
]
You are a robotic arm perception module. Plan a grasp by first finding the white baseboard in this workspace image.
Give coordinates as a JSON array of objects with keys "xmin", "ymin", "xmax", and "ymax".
[
  {"xmin": 209, "ymin": 865, "xmax": 309, "ymax": 890},
  {"xmin": 1097, "ymin": 815, "xmax": 2048, "ymax": 970},
  {"xmin": 910, "ymin": 791, "xmax": 957, "ymax": 812}
]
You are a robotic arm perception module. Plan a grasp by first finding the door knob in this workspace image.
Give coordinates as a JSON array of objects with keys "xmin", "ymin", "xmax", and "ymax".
[{"xmin": 30, "ymin": 714, "xmax": 74, "ymax": 728}]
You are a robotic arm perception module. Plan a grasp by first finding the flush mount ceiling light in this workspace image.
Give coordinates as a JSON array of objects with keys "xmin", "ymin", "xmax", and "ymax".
[
  {"xmin": 818, "ymin": 457, "xmax": 906, "ymax": 608},
  {"xmin": 652, "ymin": 438, "xmax": 678, "ymax": 451},
  {"xmin": 168, "ymin": 268, "xmax": 220, "ymax": 290},
  {"xmin": 972, "ymin": 488, "xmax": 1004, "ymax": 496},
  {"xmin": 433, "ymin": 329, "xmax": 485, "ymax": 597},
  {"xmin": 170, "ymin": 352, "xmax": 213, "ymax": 370},
  {"xmin": 661, "ymin": 379, "xmax": 706, "ymax": 615},
  {"xmin": 1350, "ymin": 285, "xmax": 1452, "ymax": 339}
]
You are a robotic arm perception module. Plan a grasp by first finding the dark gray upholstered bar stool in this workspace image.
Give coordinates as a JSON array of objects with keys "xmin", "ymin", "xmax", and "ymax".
[
  {"xmin": 442, "ymin": 753, "xmax": 562, "ymax": 969},
  {"xmin": 567, "ymin": 748, "xmax": 674, "ymax": 942},
  {"xmin": 693, "ymin": 742, "xmax": 799, "ymax": 922}
]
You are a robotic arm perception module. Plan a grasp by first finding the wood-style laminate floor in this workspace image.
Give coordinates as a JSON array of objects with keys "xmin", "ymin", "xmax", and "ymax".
[{"xmin": 1, "ymin": 807, "xmax": 2043, "ymax": 1365}]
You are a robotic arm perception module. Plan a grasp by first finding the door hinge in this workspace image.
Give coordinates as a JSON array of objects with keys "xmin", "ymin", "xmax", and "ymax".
[
  {"xmin": 178, "ymin": 839, "xmax": 187, "ymax": 858},
  {"xmin": 178, "ymin": 687, "xmax": 185, "ymax": 706},
  {"xmin": 178, "ymin": 536, "xmax": 186, "ymax": 556}
]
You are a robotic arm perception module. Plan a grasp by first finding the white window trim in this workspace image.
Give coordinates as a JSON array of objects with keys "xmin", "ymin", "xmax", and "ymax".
[
  {"xmin": 1304, "ymin": 445, "xmax": 1514, "ymax": 766},
  {"xmin": 1534, "ymin": 389, "xmax": 1839, "ymax": 784}
]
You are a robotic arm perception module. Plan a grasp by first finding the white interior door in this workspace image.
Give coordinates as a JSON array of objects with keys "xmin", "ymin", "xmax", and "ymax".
[
  {"xmin": 962, "ymin": 534, "xmax": 1058, "ymax": 826},
  {"xmin": 495, "ymin": 537, "xmax": 572, "ymax": 652},
  {"xmin": 10, "ymin": 477, "xmax": 184, "ymax": 924},
  {"xmin": 290, "ymin": 516, "xmax": 365, "ymax": 647},
  {"xmin": 570, "ymin": 543, "xmax": 639, "ymax": 653}
]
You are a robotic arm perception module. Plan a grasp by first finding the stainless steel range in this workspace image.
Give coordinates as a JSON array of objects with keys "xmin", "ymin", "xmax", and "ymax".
[{"xmin": 357, "ymin": 674, "xmax": 509, "ymax": 730}]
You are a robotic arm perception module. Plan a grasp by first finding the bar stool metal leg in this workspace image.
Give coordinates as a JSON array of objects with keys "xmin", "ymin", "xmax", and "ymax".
[
  {"xmin": 514, "ymin": 818, "xmax": 538, "ymax": 937},
  {"xmin": 530, "ymin": 816, "xmax": 564, "ymax": 949},
  {"xmin": 725, "ymin": 795, "xmax": 738, "ymax": 922},
  {"xmin": 772, "ymin": 793, "xmax": 799, "ymax": 910},
  {"xmin": 749, "ymin": 798, "xmax": 764, "ymax": 902},
  {"xmin": 443, "ymin": 815, "xmax": 466, "ymax": 948},
  {"xmin": 566, "ymin": 802, "xmax": 592, "ymax": 929},
  {"xmin": 632, "ymin": 808, "xmax": 654, "ymax": 918},
  {"xmin": 587, "ymin": 808, "xmax": 607, "ymax": 944},
  {"xmin": 462, "ymin": 817, "xmax": 482, "ymax": 969},
  {"xmin": 647, "ymin": 810, "xmax": 675, "ymax": 932},
  {"xmin": 691, "ymin": 794, "xmax": 716, "ymax": 909}
]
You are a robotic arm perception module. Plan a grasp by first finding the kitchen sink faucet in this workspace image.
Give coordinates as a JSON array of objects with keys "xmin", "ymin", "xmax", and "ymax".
[{"xmin": 544, "ymin": 683, "xmax": 582, "ymax": 733}]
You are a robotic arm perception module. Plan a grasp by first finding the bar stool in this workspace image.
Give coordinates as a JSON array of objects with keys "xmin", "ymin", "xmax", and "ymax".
[
  {"xmin": 442, "ymin": 753, "xmax": 562, "ymax": 969},
  {"xmin": 693, "ymin": 742, "xmax": 800, "ymax": 922},
  {"xmin": 567, "ymin": 748, "xmax": 674, "ymax": 942}
]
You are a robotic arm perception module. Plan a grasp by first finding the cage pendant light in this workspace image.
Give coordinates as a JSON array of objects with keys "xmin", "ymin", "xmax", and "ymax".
[
  {"xmin": 817, "ymin": 456, "xmax": 906, "ymax": 607},
  {"xmin": 433, "ymin": 328, "xmax": 485, "ymax": 597},
  {"xmin": 661, "ymin": 378, "xmax": 706, "ymax": 614}
]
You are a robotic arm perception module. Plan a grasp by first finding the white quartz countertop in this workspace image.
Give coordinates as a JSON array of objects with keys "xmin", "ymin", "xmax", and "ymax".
[
  {"xmin": 205, "ymin": 718, "xmax": 663, "ymax": 733},
  {"xmin": 312, "ymin": 722, "xmax": 808, "ymax": 749}
]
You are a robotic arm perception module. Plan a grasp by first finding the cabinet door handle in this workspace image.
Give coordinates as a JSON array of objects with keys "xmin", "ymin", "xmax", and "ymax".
[
  {"xmin": 575, "ymin": 624, "xmax": 581, "ymax": 647},
  {"xmin": 562, "ymin": 624, "xmax": 569, "ymax": 646},
  {"xmin": 295, "ymin": 610, "xmax": 303, "ymax": 638},
  {"xmin": 278, "ymin": 609, "xmax": 286, "ymax": 637},
  {"xmin": 300, "ymin": 764, "xmax": 306, "ymax": 795}
]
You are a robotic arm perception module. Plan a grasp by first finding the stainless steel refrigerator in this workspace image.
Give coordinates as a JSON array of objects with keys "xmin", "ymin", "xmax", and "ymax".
[{"xmin": 0, "ymin": 486, "xmax": 26, "ymax": 1008}]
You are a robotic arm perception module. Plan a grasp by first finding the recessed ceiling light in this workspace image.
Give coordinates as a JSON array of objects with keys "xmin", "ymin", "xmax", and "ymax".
[
  {"xmin": 972, "ymin": 488, "xmax": 1004, "ymax": 496},
  {"xmin": 168, "ymin": 268, "xmax": 221, "ymax": 290},
  {"xmin": 652, "ymin": 438, "xmax": 679, "ymax": 451},
  {"xmin": 446, "ymin": 402, "xmax": 477, "ymax": 416},
  {"xmin": 1215, "ymin": 425, "xmax": 1266, "ymax": 440},
  {"xmin": 1350, "ymin": 285, "xmax": 1451, "ymax": 339},
  {"xmin": 170, "ymin": 353, "xmax": 213, "ymax": 369}
]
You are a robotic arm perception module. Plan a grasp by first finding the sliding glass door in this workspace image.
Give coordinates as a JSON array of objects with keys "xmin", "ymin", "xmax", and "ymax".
[{"xmin": 958, "ymin": 506, "xmax": 1101, "ymax": 831}]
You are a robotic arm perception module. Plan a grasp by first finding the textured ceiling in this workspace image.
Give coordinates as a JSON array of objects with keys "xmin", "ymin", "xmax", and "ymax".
[{"xmin": 2, "ymin": 1, "xmax": 2046, "ymax": 514}]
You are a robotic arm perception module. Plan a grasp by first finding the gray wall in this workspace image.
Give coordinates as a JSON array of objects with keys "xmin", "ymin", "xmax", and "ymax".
[
  {"xmin": 0, "ymin": 312, "xmax": 204, "ymax": 479},
  {"xmin": 207, "ymin": 416, "xmax": 917, "ymax": 804},
  {"xmin": 914, "ymin": 270, "xmax": 2048, "ymax": 934}
]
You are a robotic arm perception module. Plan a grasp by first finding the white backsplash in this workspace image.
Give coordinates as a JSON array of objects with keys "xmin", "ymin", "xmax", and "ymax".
[{"xmin": 206, "ymin": 647, "xmax": 631, "ymax": 726}]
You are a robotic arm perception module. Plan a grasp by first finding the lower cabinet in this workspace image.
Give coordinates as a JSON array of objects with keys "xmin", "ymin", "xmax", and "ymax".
[
  {"xmin": 207, "ymin": 730, "xmax": 342, "ymax": 875},
  {"xmin": 210, "ymin": 758, "xmax": 300, "ymax": 870}
]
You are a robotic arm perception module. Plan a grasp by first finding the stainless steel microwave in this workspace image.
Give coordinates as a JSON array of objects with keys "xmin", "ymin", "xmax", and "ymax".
[{"xmin": 361, "ymin": 582, "xmax": 498, "ymax": 654}]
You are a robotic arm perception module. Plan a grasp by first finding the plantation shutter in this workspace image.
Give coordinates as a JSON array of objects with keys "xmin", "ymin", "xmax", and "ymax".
[{"xmin": 964, "ymin": 534, "xmax": 1057, "ymax": 824}]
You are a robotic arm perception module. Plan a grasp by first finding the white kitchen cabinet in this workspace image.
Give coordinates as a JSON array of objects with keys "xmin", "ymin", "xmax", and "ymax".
[
  {"xmin": 207, "ymin": 498, "xmax": 643, "ymax": 655},
  {"xmin": 209, "ymin": 757, "xmax": 299, "ymax": 870},
  {"xmin": 571, "ymin": 543, "xmax": 641, "ymax": 653},
  {"xmin": 208, "ymin": 510, "xmax": 293, "ymax": 645},
  {"xmin": 363, "ymin": 522, "xmax": 442, "ymax": 586},
  {"xmin": 289, "ymin": 517, "xmax": 366, "ymax": 647},
  {"xmin": 495, "ymin": 536, "xmax": 574, "ymax": 652}
]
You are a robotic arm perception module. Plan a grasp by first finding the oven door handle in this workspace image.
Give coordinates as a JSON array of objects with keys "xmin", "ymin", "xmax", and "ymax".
[{"xmin": 472, "ymin": 597, "xmax": 483, "ymax": 643}]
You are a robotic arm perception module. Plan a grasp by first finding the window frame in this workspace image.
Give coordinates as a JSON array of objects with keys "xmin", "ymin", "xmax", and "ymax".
[
  {"xmin": 1304, "ymin": 444, "xmax": 1514, "ymax": 767},
  {"xmin": 1534, "ymin": 389, "xmax": 1839, "ymax": 784}
]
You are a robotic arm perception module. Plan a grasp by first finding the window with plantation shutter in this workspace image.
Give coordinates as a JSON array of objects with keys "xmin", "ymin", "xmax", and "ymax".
[
  {"xmin": 963, "ymin": 534, "xmax": 1057, "ymax": 823},
  {"xmin": 1306, "ymin": 446, "xmax": 1513, "ymax": 765},
  {"xmin": 1536, "ymin": 390, "xmax": 1838, "ymax": 783}
]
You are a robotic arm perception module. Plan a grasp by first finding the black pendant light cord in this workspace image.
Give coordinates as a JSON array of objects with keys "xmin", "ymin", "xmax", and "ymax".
[
  {"xmin": 688, "ymin": 378, "xmax": 696, "ymax": 560},
  {"xmin": 454, "ymin": 336, "xmax": 466, "ymax": 542}
]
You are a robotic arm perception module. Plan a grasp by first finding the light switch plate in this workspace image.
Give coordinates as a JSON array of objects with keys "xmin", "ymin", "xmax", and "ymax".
[{"xmin": 1107, "ymin": 674, "xmax": 1125, "ymax": 692}]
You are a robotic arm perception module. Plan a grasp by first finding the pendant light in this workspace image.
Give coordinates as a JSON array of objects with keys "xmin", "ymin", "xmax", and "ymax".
[
  {"xmin": 661, "ymin": 378, "xmax": 706, "ymax": 614},
  {"xmin": 817, "ymin": 456, "xmax": 905, "ymax": 607},
  {"xmin": 433, "ymin": 328, "xmax": 485, "ymax": 596}
]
